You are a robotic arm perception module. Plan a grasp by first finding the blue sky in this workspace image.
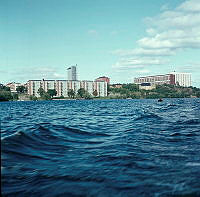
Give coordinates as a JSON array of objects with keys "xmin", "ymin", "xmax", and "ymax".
[{"xmin": 1, "ymin": 0, "xmax": 200, "ymax": 87}]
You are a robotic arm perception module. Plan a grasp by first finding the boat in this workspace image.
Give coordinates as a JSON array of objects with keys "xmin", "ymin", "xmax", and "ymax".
[{"xmin": 158, "ymin": 98, "xmax": 163, "ymax": 102}]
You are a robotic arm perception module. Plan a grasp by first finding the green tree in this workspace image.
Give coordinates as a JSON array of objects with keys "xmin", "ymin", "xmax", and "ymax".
[
  {"xmin": 12, "ymin": 93, "xmax": 19, "ymax": 100},
  {"xmin": 84, "ymin": 91, "xmax": 92, "ymax": 99},
  {"xmin": 68, "ymin": 89, "xmax": 75, "ymax": 98},
  {"xmin": 47, "ymin": 89, "xmax": 57, "ymax": 98},
  {"xmin": 0, "ymin": 85, "xmax": 10, "ymax": 91},
  {"xmin": 41, "ymin": 92, "xmax": 51, "ymax": 100},
  {"xmin": 37, "ymin": 87, "xmax": 45, "ymax": 97},
  {"xmin": 0, "ymin": 90, "xmax": 12, "ymax": 101},
  {"xmin": 30, "ymin": 95, "xmax": 38, "ymax": 101},
  {"xmin": 77, "ymin": 88, "xmax": 86, "ymax": 98},
  {"xmin": 16, "ymin": 86, "xmax": 26, "ymax": 93}
]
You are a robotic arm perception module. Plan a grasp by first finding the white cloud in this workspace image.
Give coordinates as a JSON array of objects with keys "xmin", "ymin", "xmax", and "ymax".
[
  {"xmin": 88, "ymin": 29, "xmax": 98, "ymax": 35},
  {"xmin": 113, "ymin": 57, "xmax": 168, "ymax": 70},
  {"xmin": 112, "ymin": 48, "xmax": 176, "ymax": 56},
  {"xmin": 177, "ymin": 0, "xmax": 200, "ymax": 12},
  {"xmin": 136, "ymin": 69, "xmax": 150, "ymax": 74},
  {"xmin": 6, "ymin": 66, "xmax": 66, "ymax": 83},
  {"xmin": 112, "ymin": 0, "xmax": 200, "ymax": 72}
]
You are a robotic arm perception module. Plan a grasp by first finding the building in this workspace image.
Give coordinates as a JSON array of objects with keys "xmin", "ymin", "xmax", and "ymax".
[
  {"xmin": 27, "ymin": 79, "xmax": 107, "ymax": 97},
  {"xmin": 67, "ymin": 65, "xmax": 77, "ymax": 81},
  {"xmin": 134, "ymin": 72, "xmax": 191, "ymax": 87},
  {"xmin": 170, "ymin": 72, "xmax": 191, "ymax": 87},
  {"xmin": 139, "ymin": 83, "xmax": 156, "ymax": 90},
  {"xmin": 6, "ymin": 82, "xmax": 22, "ymax": 93},
  {"xmin": 95, "ymin": 76, "xmax": 110, "ymax": 84},
  {"xmin": 109, "ymin": 84, "xmax": 123, "ymax": 89}
]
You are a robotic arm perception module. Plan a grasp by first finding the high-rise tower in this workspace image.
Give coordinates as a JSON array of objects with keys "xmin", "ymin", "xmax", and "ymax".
[{"xmin": 67, "ymin": 65, "xmax": 77, "ymax": 80}]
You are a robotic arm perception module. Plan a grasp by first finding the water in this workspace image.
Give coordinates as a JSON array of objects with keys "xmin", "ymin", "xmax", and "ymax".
[{"xmin": 1, "ymin": 99, "xmax": 200, "ymax": 197}]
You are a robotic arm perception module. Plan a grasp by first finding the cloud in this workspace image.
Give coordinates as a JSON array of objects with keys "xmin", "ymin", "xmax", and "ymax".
[
  {"xmin": 112, "ymin": 0, "xmax": 200, "ymax": 72},
  {"xmin": 88, "ymin": 29, "xmax": 98, "ymax": 35},
  {"xmin": 136, "ymin": 69, "xmax": 150, "ymax": 74},
  {"xmin": 112, "ymin": 48, "xmax": 175, "ymax": 56},
  {"xmin": 113, "ymin": 57, "xmax": 169, "ymax": 70},
  {"xmin": 177, "ymin": 0, "xmax": 200, "ymax": 12},
  {"xmin": 6, "ymin": 66, "xmax": 66, "ymax": 83}
]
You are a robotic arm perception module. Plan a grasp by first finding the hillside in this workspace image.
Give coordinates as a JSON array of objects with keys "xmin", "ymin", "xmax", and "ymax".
[{"xmin": 108, "ymin": 84, "xmax": 200, "ymax": 99}]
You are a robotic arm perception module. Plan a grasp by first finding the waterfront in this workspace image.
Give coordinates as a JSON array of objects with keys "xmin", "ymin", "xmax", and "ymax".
[{"xmin": 1, "ymin": 99, "xmax": 200, "ymax": 196}]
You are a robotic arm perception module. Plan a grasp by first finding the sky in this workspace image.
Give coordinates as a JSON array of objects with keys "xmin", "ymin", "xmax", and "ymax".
[{"xmin": 0, "ymin": 0, "xmax": 200, "ymax": 87}]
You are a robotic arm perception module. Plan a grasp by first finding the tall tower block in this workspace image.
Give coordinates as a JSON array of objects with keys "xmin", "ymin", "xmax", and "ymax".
[{"xmin": 67, "ymin": 65, "xmax": 77, "ymax": 80}]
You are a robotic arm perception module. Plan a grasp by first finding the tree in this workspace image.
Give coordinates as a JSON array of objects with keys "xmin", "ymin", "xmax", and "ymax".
[
  {"xmin": 41, "ymin": 92, "xmax": 51, "ymax": 100},
  {"xmin": 0, "ymin": 85, "xmax": 10, "ymax": 91},
  {"xmin": 84, "ymin": 92, "xmax": 92, "ymax": 99},
  {"xmin": 12, "ymin": 93, "xmax": 19, "ymax": 100},
  {"xmin": 37, "ymin": 87, "xmax": 45, "ymax": 97},
  {"xmin": 77, "ymin": 88, "xmax": 86, "ymax": 98},
  {"xmin": 68, "ymin": 89, "xmax": 75, "ymax": 98},
  {"xmin": 93, "ymin": 90, "xmax": 98, "ymax": 97},
  {"xmin": 30, "ymin": 95, "xmax": 38, "ymax": 101},
  {"xmin": 47, "ymin": 89, "xmax": 57, "ymax": 98},
  {"xmin": 0, "ymin": 90, "xmax": 12, "ymax": 101},
  {"xmin": 16, "ymin": 86, "xmax": 26, "ymax": 93}
]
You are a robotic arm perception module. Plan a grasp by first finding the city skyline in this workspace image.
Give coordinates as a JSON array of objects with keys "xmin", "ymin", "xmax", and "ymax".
[{"xmin": 1, "ymin": 0, "xmax": 200, "ymax": 87}]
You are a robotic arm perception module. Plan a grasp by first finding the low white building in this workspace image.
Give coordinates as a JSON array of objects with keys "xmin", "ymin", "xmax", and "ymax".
[
  {"xmin": 28, "ymin": 79, "xmax": 107, "ymax": 97},
  {"xmin": 6, "ymin": 82, "xmax": 23, "ymax": 93}
]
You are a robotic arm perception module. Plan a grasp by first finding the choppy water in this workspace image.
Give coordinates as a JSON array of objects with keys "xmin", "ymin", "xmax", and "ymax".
[{"xmin": 1, "ymin": 99, "xmax": 200, "ymax": 197}]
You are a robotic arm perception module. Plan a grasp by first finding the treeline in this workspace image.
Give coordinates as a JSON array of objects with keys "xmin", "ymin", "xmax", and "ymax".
[
  {"xmin": 108, "ymin": 84, "xmax": 200, "ymax": 99},
  {"xmin": 0, "ymin": 85, "xmax": 28, "ymax": 101}
]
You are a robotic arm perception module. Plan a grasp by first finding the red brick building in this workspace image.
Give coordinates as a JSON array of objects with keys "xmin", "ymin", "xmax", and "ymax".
[{"xmin": 95, "ymin": 76, "xmax": 110, "ymax": 84}]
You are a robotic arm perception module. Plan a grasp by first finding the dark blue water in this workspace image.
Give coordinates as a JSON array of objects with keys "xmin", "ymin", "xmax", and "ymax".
[{"xmin": 1, "ymin": 99, "xmax": 200, "ymax": 197}]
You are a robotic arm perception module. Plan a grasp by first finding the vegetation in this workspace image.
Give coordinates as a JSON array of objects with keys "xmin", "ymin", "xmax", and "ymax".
[
  {"xmin": 1, "ymin": 82, "xmax": 200, "ymax": 102},
  {"xmin": 47, "ymin": 89, "xmax": 57, "ymax": 98},
  {"xmin": 30, "ymin": 95, "xmax": 38, "ymax": 101},
  {"xmin": 16, "ymin": 85, "xmax": 27, "ymax": 93},
  {"xmin": 68, "ymin": 89, "xmax": 75, "ymax": 99},
  {"xmin": 108, "ymin": 84, "xmax": 200, "ymax": 99},
  {"xmin": 0, "ymin": 90, "xmax": 13, "ymax": 101},
  {"xmin": 77, "ymin": 88, "xmax": 92, "ymax": 99}
]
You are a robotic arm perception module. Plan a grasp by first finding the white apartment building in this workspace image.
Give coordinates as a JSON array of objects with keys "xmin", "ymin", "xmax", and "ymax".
[
  {"xmin": 170, "ymin": 72, "xmax": 191, "ymax": 87},
  {"xmin": 28, "ymin": 80, "xmax": 107, "ymax": 97},
  {"xmin": 134, "ymin": 72, "xmax": 192, "ymax": 87}
]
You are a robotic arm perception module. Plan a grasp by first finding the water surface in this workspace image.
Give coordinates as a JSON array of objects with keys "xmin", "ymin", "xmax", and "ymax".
[{"xmin": 1, "ymin": 99, "xmax": 200, "ymax": 196}]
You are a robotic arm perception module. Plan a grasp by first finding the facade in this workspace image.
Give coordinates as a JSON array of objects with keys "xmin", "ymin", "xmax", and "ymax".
[
  {"xmin": 95, "ymin": 76, "xmax": 110, "ymax": 84},
  {"xmin": 139, "ymin": 83, "xmax": 156, "ymax": 90},
  {"xmin": 134, "ymin": 74, "xmax": 174, "ymax": 86},
  {"xmin": 6, "ymin": 82, "xmax": 22, "ymax": 93},
  {"xmin": 67, "ymin": 66, "xmax": 77, "ymax": 81},
  {"xmin": 170, "ymin": 72, "xmax": 191, "ymax": 87},
  {"xmin": 28, "ymin": 80, "xmax": 107, "ymax": 97},
  {"xmin": 134, "ymin": 72, "xmax": 191, "ymax": 87},
  {"xmin": 109, "ymin": 84, "xmax": 123, "ymax": 89}
]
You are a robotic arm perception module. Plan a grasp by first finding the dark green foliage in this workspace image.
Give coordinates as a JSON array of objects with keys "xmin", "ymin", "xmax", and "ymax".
[
  {"xmin": 41, "ymin": 92, "xmax": 51, "ymax": 100},
  {"xmin": 16, "ymin": 86, "xmax": 26, "ymax": 93},
  {"xmin": 47, "ymin": 89, "xmax": 57, "ymax": 98},
  {"xmin": 0, "ymin": 90, "xmax": 12, "ymax": 101},
  {"xmin": 0, "ymin": 86, "xmax": 10, "ymax": 91},
  {"xmin": 30, "ymin": 95, "xmax": 38, "ymax": 101},
  {"xmin": 77, "ymin": 88, "xmax": 86, "ymax": 98},
  {"xmin": 37, "ymin": 87, "xmax": 45, "ymax": 97},
  {"xmin": 108, "ymin": 83, "xmax": 200, "ymax": 99},
  {"xmin": 68, "ymin": 89, "xmax": 75, "ymax": 98},
  {"xmin": 12, "ymin": 93, "xmax": 19, "ymax": 100}
]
